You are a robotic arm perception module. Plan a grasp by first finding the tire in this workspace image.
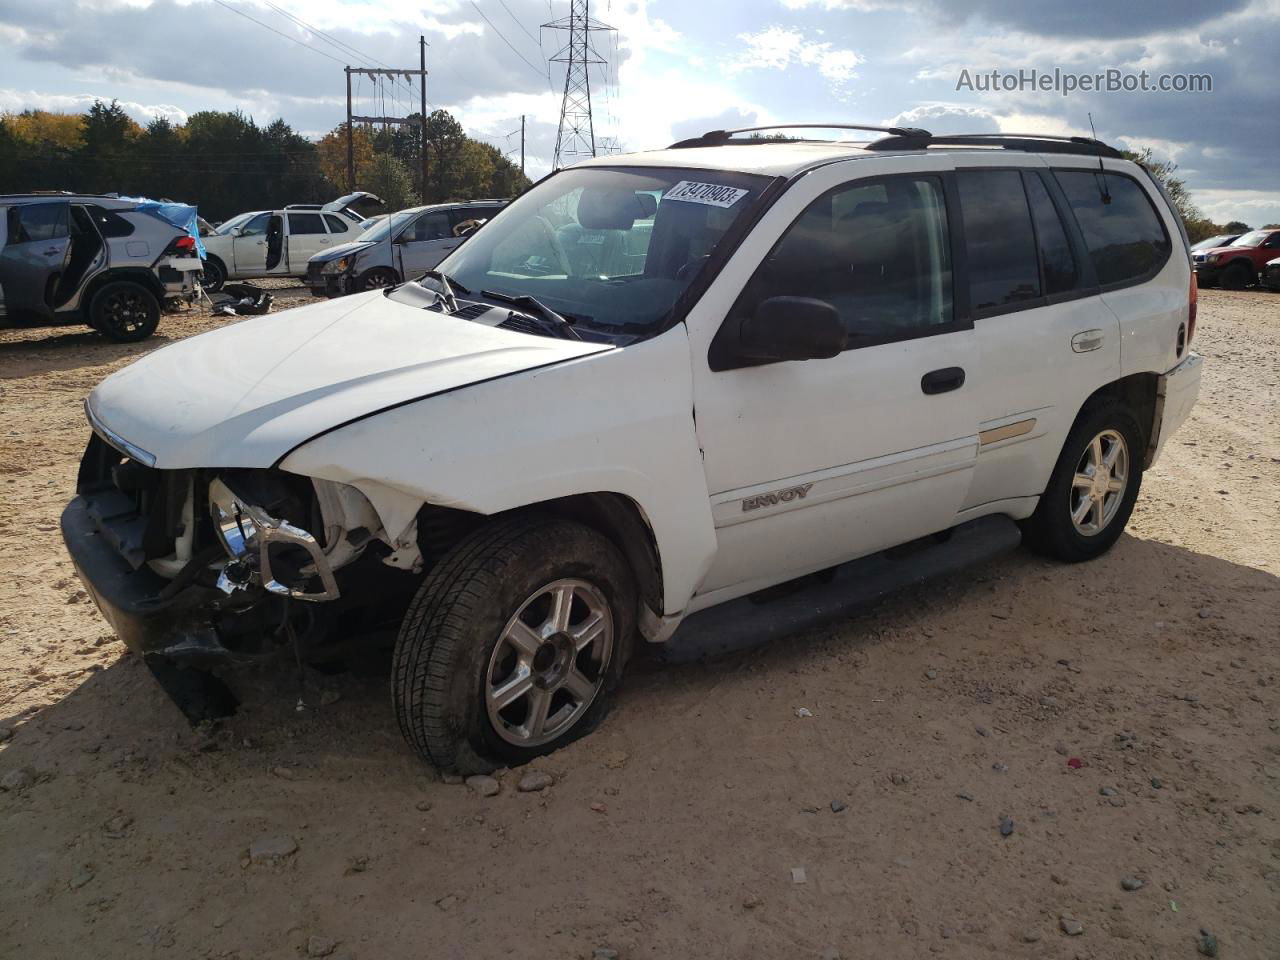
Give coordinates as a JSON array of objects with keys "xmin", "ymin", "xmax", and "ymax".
[
  {"xmin": 1020, "ymin": 401, "xmax": 1145, "ymax": 563},
  {"xmin": 1220, "ymin": 261, "xmax": 1251, "ymax": 290},
  {"xmin": 201, "ymin": 257, "xmax": 227, "ymax": 293},
  {"xmin": 358, "ymin": 267, "xmax": 399, "ymax": 292},
  {"xmin": 90, "ymin": 280, "xmax": 160, "ymax": 343},
  {"xmin": 392, "ymin": 517, "xmax": 636, "ymax": 773}
]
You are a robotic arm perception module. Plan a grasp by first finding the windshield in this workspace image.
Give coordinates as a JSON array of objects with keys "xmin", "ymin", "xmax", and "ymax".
[
  {"xmin": 358, "ymin": 211, "xmax": 418, "ymax": 243},
  {"xmin": 1229, "ymin": 231, "xmax": 1269, "ymax": 248},
  {"xmin": 1191, "ymin": 234, "xmax": 1233, "ymax": 251},
  {"xmin": 436, "ymin": 166, "xmax": 771, "ymax": 332},
  {"xmin": 213, "ymin": 212, "xmax": 255, "ymax": 236}
]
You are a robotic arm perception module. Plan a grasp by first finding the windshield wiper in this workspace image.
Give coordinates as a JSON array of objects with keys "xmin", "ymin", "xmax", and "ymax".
[
  {"xmin": 480, "ymin": 289, "xmax": 582, "ymax": 341},
  {"xmin": 421, "ymin": 269, "xmax": 469, "ymax": 311}
]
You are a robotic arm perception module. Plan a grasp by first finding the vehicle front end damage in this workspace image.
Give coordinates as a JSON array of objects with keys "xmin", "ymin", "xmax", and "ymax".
[{"xmin": 60, "ymin": 428, "xmax": 421, "ymax": 721}]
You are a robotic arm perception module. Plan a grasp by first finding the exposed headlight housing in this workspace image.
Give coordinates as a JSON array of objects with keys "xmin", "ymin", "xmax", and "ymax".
[
  {"xmin": 1204, "ymin": 253, "xmax": 1220, "ymax": 263},
  {"xmin": 208, "ymin": 477, "xmax": 339, "ymax": 602}
]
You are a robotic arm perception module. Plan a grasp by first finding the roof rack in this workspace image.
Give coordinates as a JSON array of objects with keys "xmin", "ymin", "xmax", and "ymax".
[
  {"xmin": 865, "ymin": 132, "xmax": 1123, "ymax": 158},
  {"xmin": 668, "ymin": 123, "xmax": 932, "ymax": 149}
]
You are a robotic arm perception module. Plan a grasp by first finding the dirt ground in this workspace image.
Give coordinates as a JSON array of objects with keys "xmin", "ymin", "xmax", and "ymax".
[{"xmin": 0, "ymin": 289, "xmax": 1277, "ymax": 960}]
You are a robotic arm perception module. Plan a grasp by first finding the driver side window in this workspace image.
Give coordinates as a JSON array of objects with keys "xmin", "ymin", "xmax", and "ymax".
[
  {"xmin": 737, "ymin": 175, "xmax": 953, "ymax": 345},
  {"xmin": 239, "ymin": 213, "xmax": 271, "ymax": 237}
]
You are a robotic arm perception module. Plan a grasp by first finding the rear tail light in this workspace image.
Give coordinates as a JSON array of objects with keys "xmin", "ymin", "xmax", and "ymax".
[
  {"xmin": 1187, "ymin": 270, "xmax": 1197, "ymax": 345},
  {"xmin": 173, "ymin": 235, "xmax": 196, "ymax": 253}
]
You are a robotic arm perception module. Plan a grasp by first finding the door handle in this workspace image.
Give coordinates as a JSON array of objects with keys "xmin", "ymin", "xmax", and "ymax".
[
  {"xmin": 921, "ymin": 367, "xmax": 966, "ymax": 395},
  {"xmin": 43, "ymin": 247, "xmax": 60, "ymax": 256}
]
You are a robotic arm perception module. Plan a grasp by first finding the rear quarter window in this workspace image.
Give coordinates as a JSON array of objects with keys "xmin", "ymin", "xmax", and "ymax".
[
  {"xmin": 1054, "ymin": 170, "xmax": 1171, "ymax": 287},
  {"xmin": 84, "ymin": 205, "xmax": 135, "ymax": 238}
]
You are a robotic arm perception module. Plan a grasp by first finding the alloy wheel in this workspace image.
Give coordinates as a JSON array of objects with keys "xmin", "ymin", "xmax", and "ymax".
[
  {"xmin": 1069, "ymin": 429, "xmax": 1130, "ymax": 536},
  {"xmin": 485, "ymin": 578, "xmax": 613, "ymax": 747}
]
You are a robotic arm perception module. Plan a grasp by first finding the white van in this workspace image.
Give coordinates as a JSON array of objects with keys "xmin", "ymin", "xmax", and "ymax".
[{"xmin": 62, "ymin": 126, "xmax": 1202, "ymax": 773}]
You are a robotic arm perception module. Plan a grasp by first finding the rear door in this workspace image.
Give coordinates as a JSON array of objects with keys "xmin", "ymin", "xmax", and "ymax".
[
  {"xmin": 0, "ymin": 202, "xmax": 70, "ymax": 318},
  {"xmin": 394, "ymin": 209, "xmax": 455, "ymax": 278},
  {"xmin": 231, "ymin": 212, "xmax": 274, "ymax": 275},
  {"xmin": 285, "ymin": 212, "xmax": 331, "ymax": 270},
  {"xmin": 953, "ymin": 162, "xmax": 1121, "ymax": 512}
]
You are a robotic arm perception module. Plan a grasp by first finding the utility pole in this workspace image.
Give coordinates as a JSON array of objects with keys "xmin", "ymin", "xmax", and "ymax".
[
  {"xmin": 544, "ymin": 0, "xmax": 615, "ymax": 169},
  {"xmin": 345, "ymin": 67, "xmax": 354, "ymax": 191},
  {"xmin": 520, "ymin": 115, "xmax": 526, "ymax": 175},
  {"xmin": 342, "ymin": 55, "xmax": 430, "ymax": 194},
  {"xmin": 420, "ymin": 36, "xmax": 429, "ymax": 199}
]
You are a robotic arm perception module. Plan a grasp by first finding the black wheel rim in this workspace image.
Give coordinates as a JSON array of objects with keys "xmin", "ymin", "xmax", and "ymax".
[{"xmin": 102, "ymin": 290, "xmax": 149, "ymax": 335}]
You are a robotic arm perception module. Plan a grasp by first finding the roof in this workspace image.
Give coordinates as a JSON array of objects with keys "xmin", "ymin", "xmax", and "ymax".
[
  {"xmin": 0, "ymin": 193, "xmax": 138, "ymax": 209},
  {"xmin": 576, "ymin": 142, "xmax": 882, "ymax": 178}
]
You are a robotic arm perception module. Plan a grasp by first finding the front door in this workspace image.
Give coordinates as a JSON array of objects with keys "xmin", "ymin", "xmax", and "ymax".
[
  {"xmin": 687, "ymin": 157, "xmax": 979, "ymax": 605},
  {"xmin": 0, "ymin": 202, "xmax": 70, "ymax": 319},
  {"xmin": 231, "ymin": 212, "xmax": 275, "ymax": 276},
  {"xmin": 394, "ymin": 209, "xmax": 458, "ymax": 279},
  {"xmin": 284, "ymin": 212, "xmax": 332, "ymax": 272}
]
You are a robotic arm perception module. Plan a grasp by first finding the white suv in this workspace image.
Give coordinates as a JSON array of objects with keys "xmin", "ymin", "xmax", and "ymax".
[
  {"xmin": 199, "ymin": 192, "xmax": 381, "ymax": 290},
  {"xmin": 62, "ymin": 126, "xmax": 1202, "ymax": 773}
]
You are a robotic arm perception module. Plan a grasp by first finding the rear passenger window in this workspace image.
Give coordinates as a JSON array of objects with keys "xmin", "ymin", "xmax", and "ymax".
[
  {"xmin": 288, "ymin": 213, "xmax": 326, "ymax": 235},
  {"xmin": 1024, "ymin": 174, "xmax": 1078, "ymax": 295},
  {"xmin": 956, "ymin": 170, "xmax": 1041, "ymax": 311},
  {"xmin": 9, "ymin": 203, "xmax": 68, "ymax": 244},
  {"xmin": 739, "ymin": 175, "xmax": 953, "ymax": 343},
  {"xmin": 323, "ymin": 214, "xmax": 349, "ymax": 234},
  {"xmin": 1054, "ymin": 171, "xmax": 1171, "ymax": 286},
  {"xmin": 83, "ymin": 205, "xmax": 135, "ymax": 238}
]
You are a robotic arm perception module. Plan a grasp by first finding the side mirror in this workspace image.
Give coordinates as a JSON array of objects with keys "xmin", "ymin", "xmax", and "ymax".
[{"xmin": 735, "ymin": 296, "xmax": 846, "ymax": 363}]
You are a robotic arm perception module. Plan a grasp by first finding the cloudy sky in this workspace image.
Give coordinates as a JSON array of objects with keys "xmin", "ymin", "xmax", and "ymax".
[{"xmin": 0, "ymin": 0, "xmax": 1276, "ymax": 224}]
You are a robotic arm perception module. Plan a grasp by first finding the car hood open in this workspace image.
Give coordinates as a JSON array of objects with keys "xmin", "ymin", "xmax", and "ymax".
[{"xmin": 87, "ymin": 290, "xmax": 612, "ymax": 469}]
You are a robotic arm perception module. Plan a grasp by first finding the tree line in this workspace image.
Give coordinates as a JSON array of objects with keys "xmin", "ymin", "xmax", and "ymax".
[{"xmin": 0, "ymin": 100, "xmax": 531, "ymax": 222}]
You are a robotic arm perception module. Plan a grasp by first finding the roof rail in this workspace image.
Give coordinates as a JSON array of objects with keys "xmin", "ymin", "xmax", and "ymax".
[
  {"xmin": 669, "ymin": 123, "xmax": 932, "ymax": 149},
  {"xmin": 866, "ymin": 132, "xmax": 1123, "ymax": 158}
]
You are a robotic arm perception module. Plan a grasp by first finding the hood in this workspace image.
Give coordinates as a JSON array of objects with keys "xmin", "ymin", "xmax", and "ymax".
[
  {"xmin": 88, "ymin": 290, "xmax": 612, "ymax": 469},
  {"xmin": 322, "ymin": 191, "xmax": 383, "ymax": 215},
  {"xmin": 310, "ymin": 238, "xmax": 377, "ymax": 263}
]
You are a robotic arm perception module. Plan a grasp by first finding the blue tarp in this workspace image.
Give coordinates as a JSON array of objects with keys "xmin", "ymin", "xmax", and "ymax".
[{"xmin": 118, "ymin": 196, "xmax": 206, "ymax": 259}]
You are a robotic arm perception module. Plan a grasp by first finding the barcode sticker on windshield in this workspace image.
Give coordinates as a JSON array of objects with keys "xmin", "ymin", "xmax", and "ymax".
[{"xmin": 664, "ymin": 181, "xmax": 749, "ymax": 208}]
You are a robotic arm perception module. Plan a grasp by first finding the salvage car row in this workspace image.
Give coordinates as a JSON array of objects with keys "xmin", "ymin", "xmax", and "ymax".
[{"xmin": 0, "ymin": 190, "xmax": 508, "ymax": 340}]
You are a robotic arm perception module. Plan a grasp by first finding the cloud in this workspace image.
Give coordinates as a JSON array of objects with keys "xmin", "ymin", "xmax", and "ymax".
[
  {"xmin": 728, "ymin": 26, "xmax": 863, "ymax": 93},
  {"xmin": 0, "ymin": 87, "xmax": 188, "ymax": 125}
]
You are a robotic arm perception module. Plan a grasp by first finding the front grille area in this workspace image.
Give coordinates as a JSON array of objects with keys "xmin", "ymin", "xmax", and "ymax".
[
  {"xmin": 305, "ymin": 261, "xmax": 327, "ymax": 284},
  {"xmin": 77, "ymin": 433, "xmax": 196, "ymax": 570}
]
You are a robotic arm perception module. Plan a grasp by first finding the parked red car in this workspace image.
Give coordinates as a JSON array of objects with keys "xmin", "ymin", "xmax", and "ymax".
[{"xmin": 1192, "ymin": 229, "xmax": 1280, "ymax": 288}]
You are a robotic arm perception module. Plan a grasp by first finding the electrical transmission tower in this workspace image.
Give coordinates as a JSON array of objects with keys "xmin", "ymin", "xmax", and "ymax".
[{"xmin": 543, "ymin": 1, "xmax": 615, "ymax": 169}]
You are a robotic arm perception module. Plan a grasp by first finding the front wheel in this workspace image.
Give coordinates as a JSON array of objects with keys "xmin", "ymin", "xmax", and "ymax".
[
  {"xmin": 201, "ymin": 257, "xmax": 226, "ymax": 292},
  {"xmin": 392, "ymin": 518, "xmax": 636, "ymax": 773},
  {"xmin": 1220, "ymin": 261, "xmax": 1251, "ymax": 290},
  {"xmin": 358, "ymin": 267, "xmax": 399, "ymax": 292},
  {"xmin": 90, "ymin": 280, "xmax": 160, "ymax": 343},
  {"xmin": 1020, "ymin": 402, "xmax": 1145, "ymax": 562}
]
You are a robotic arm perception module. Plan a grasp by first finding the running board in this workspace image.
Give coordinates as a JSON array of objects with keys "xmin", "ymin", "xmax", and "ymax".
[{"xmin": 659, "ymin": 516, "xmax": 1021, "ymax": 663}]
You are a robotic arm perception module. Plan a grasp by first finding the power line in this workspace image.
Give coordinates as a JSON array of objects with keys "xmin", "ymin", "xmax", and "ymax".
[
  {"xmin": 208, "ymin": 0, "xmax": 347, "ymax": 64},
  {"xmin": 259, "ymin": 0, "xmax": 391, "ymax": 68},
  {"xmin": 496, "ymin": 0, "xmax": 542, "ymax": 46},
  {"xmin": 469, "ymin": 2, "xmax": 548, "ymax": 80}
]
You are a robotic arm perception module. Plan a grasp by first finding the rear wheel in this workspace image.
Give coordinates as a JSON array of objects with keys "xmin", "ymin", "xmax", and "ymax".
[
  {"xmin": 90, "ymin": 280, "xmax": 160, "ymax": 343},
  {"xmin": 392, "ymin": 517, "xmax": 635, "ymax": 773},
  {"xmin": 1020, "ymin": 402, "xmax": 1144, "ymax": 562},
  {"xmin": 1220, "ymin": 261, "xmax": 1252, "ymax": 290},
  {"xmin": 358, "ymin": 267, "xmax": 399, "ymax": 292}
]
